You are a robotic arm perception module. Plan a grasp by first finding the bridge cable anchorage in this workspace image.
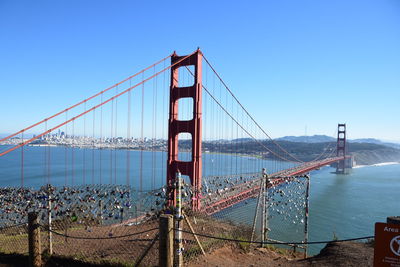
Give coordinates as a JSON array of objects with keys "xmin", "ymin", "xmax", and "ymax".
[
  {"xmin": 0, "ymin": 51, "xmax": 197, "ymax": 157},
  {"xmin": 202, "ymin": 55, "xmax": 304, "ymax": 163},
  {"xmin": 0, "ymin": 54, "xmax": 173, "ymax": 144},
  {"xmin": 184, "ymin": 66, "xmax": 299, "ymax": 163}
]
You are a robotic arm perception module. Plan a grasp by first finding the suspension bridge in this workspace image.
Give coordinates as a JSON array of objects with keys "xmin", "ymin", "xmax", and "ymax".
[
  {"xmin": 0, "ymin": 48, "xmax": 350, "ymax": 213},
  {"xmin": 0, "ymin": 49, "xmax": 353, "ymax": 264}
]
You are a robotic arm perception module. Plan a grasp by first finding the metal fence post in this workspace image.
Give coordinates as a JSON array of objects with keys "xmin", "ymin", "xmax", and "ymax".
[
  {"xmin": 264, "ymin": 169, "xmax": 269, "ymax": 243},
  {"xmin": 159, "ymin": 214, "xmax": 174, "ymax": 267},
  {"xmin": 261, "ymin": 168, "xmax": 269, "ymax": 246},
  {"xmin": 28, "ymin": 212, "xmax": 42, "ymax": 267},
  {"xmin": 120, "ymin": 207, "xmax": 124, "ymax": 224},
  {"xmin": 251, "ymin": 171, "xmax": 264, "ymax": 243},
  {"xmin": 303, "ymin": 175, "xmax": 310, "ymax": 258},
  {"xmin": 174, "ymin": 171, "xmax": 183, "ymax": 267},
  {"xmin": 99, "ymin": 199, "xmax": 103, "ymax": 225},
  {"xmin": 47, "ymin": 193, "xmax": 53, "ymax": 255}
]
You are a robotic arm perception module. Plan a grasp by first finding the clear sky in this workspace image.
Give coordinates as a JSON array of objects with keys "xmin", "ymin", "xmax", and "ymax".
[{"xmin": 1, "ymin": 0, "xmax": 399, "ymax": 141}]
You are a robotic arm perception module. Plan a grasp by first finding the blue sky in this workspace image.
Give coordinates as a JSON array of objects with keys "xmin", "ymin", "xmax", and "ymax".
[{"xmin": 1, "ymin": 0, "xmax": 399, "ymax": 141}]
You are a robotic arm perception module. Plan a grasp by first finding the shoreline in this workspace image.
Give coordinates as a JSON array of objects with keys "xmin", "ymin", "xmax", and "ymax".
[
  {"xmin": 2, "ymin": 144, "xmax": 399, "ymax": 168},
  {"xmin": 353, "ymin": 161, "xmax": 400, "ymax": 169}
]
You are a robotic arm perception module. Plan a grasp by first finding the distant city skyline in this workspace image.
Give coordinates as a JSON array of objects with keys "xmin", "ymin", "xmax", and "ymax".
[
  {"xmin": 1, "ymin": 0, "xmax": 399, "ymax": 142},
  {"xmin": 1, "ymin": 132, "xmax": 399, "ymax": 144}
]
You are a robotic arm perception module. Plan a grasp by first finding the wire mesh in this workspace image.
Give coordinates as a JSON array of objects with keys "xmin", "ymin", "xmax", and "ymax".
[
  {"xmin": 0, "ymin": 223, "xmax": 29, "ymax": 255},
  {"xmin": 265, "ymin": 176, "xmax": 309, "ymax": 252},
  {"xmin": 179, "ymin": 174, "xmax": 310, "ymax": 263},
  {"xmin": 180, "ymin": 210, "xmax": 254, "ymax": 263},
  {"xmin": 41, "ymin": 217, "xmax": 159, "ymax": 266},
  {"xmin": 0, "ymin": 184, "xmax": 165, "ymax": 266}
]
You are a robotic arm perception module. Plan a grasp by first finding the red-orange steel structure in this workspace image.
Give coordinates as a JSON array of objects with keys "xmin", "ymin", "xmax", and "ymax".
[
  {"xmin": 336, "ymin": 123, "xmax": 347, "ymax": 174},
  {"xmin": 167, "ymin": 50, "xmax": 203, "ymax": 211}
]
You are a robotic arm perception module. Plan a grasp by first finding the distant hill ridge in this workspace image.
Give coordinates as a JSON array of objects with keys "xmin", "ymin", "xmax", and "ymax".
[
  {"xmin": 276, "ymin": 135, "xmax": 335, "ymax": 143},
  {"xmin": 276, "ymin": 135, "xmax": 400, "ymax": 149}
]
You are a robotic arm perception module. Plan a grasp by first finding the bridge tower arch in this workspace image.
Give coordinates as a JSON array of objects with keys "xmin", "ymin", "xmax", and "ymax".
[
  {"xmin": 167, "ymin": 50, "xmax": 203, "ymax": 211},
  {"xmin": 336, "ymin": 123, "xmax": 346, "ymax": 174}
]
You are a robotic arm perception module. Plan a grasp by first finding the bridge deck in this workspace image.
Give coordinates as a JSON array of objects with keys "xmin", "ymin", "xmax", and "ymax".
[{"xmin": 200, "ymin": 156, "xmax": 347, "ymax": 215}]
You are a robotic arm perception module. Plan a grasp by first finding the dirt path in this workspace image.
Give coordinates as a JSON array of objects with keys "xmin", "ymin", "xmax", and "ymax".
[{"xmin": 187, "ymin": 242, "xmax": 374, "ymax": 267}]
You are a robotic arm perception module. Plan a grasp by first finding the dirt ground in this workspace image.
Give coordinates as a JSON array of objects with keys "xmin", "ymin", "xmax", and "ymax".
[
  {"xmin": 0, "ymin": 241, "xmax": 374, "ymax": 266},
  {"xmin": 0, "ymin": 214, "xmax": 374, "ymax": 267},
  {"xmin": 187, "ymin": 241, "xmax": 374, "ymax": 267}
]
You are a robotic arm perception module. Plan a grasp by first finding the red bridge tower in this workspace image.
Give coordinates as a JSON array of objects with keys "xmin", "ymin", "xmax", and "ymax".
[
  {"xmin": 167, "ymin": 50, "xmax": 203, "ymax": 211},
  {"xmin": 336, "ymin": 123, "xmax": 347, "ymax": 174}
]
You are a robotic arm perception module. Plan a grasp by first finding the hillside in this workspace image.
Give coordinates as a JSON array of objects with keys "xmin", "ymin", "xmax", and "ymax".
[
  {"xmin": 188, "ymin": 139, "xmax": 400, "ymax": 165},
  {"xmin": 276, "ymin": 135, "xmax": 400, "ymax": 149},
  {"xmin": 276, "ymin": 135, "xmax": 335, "ymax": 143}
]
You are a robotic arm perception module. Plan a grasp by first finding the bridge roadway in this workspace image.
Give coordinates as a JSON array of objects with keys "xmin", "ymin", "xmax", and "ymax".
[{"xmin": 200, "ymin": 156, "xmax": 347, "ymax": 215}]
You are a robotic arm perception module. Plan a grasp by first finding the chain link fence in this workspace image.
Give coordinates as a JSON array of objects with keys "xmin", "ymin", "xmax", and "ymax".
[
  {"xmin": 180, "ymin": 210, "xmax": 254, "ymax": 263},
  {"xmin": 0, "ymin": 184, "xmax": 164, "ymax": 266},
  {"xmin": 0, "ymin": 222, "xmax": 29, "ymax": 255},
  {"xmin": 41, "ymin": 217, "xmax": 159, "ymax": 266},
  {"xmin": 180, "ymin": 173, "xmax": 311, "ymax": 263},
  {"xmin": 0, "ymin": 177, "xmax": 374, "ymax": 267}
]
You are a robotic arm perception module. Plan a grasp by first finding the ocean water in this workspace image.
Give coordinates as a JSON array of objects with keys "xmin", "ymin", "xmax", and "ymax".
[
  {"xmin": 0, "ymin": 146, "xmax": 399, "ymax": 255},
  {"xmin": 0, "ymin": 145, "xmax": 295, "ymax": 189},
  {"xmin": 307, "ymin": 163, "xmax": 400, "ymax": 254}
]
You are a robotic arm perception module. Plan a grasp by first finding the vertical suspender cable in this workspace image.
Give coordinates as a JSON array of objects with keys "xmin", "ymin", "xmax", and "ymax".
[
  {"xmin": 92, "ymin": 108, "xmax": 95, "ymax": 184},
  {"xmin": 46, "ymin": 119, "xmax": 51, "ymax": 185},
  {"xmin": 161, "ymin": 59, "xmax": 166, "ymax": 187},
  {"xmin": 126, "ymin": 79, "xmax": 131, "ymax": 187},
  {"xmin": 65, "ymin": 111, "xmax": 68, "ymax": 185},
  {"xmin": 100, "ymin": 93, "xmax": 103, "ymax": 184},
  {"xmin": 140, "ymin": 72, "xmax": 144, "ymax": 194},
  {"xmin": 72, "ymin": 119, "xmax": 75, "ymax": 185},
  {"xmin": 83, "ymin": 101, "xmax": 86, "ymax": 184},
  {"xmin": 152, "ymin": 65, "xmax": 156, "ymax": 190},
  {"xmin": 155, "ymin": 66, "xmax": 159, "ymax": 188},
  {"xmin": 110, "ymin": 96, "xmax": 114, "ymax": 184},
  {"xmin": 21, "ymin": 131, "xmax": 24, "ymax": 188},
  {"xmin": 114, "ymin": 85, "xmax": 118, "ymax": 184},
  {"xmin": 44, "ymin": 120, "xmax": 47, "ymax": 185}
]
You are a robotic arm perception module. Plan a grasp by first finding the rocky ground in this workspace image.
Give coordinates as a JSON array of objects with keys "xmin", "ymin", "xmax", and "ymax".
[
  {"xmin": 0, "ymin": 240, "xmax": 374, "ymax": 266},
  {"xmin": 187, "ymin": 241, "xmax": 374, "ymax": 267}
]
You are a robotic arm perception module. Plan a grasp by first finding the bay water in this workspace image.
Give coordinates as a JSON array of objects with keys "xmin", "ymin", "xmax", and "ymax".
[{"xmin": 0, "ymin": 146, "xmax": 399, "ymax": 255}]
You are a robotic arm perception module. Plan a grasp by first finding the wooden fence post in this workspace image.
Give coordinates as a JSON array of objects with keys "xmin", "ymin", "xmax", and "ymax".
[
  {"xmin": 159, "ymin": 214, "xmax": 174, "ymax": 267},
  {"xmin": 28, "ymin": 212, "xmax": 42, "ymax": 267}
]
